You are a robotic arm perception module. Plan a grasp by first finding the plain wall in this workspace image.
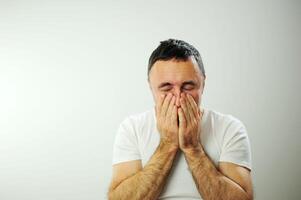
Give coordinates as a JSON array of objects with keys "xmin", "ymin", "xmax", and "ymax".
[{"xmin": 0, "ymin": 0, "xmax": 300, "ymax": 199}]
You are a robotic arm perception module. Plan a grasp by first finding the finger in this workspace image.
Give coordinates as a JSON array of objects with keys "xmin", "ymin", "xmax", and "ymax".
[
  {"xmin": 199, "ymin": 106, "xmax": 204, "ymax": 119},
  {"xmin": 178, "ymin": 107, "xmax": 186, "ymax": 129},
  {"xmin": 161, "ymin": 93, "xmax": 173, "ymax": 117},
  {"xmin": 187, "ymin": 94, "xmax": 199, "ymax": 119},
  {"xmin": 166, "ymin": 95, "xmax": 176, "ymax": 120},
  {"xmin": 180, "ymin": 94, "xmax": 191, "ymax": 123},
  {"xmin": 184, "ymin": 94, "xmax": 195, "ymax": 122},
  {"xmin": 171, "ymin": 104, "xmax": 178, "ymax": 126},
  {"xmin": 156, "ymin": 93, "xmax": 166, "ymax": 116}
]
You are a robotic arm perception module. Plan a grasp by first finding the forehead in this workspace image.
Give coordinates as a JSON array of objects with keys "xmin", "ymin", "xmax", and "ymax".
[{"xmin": 149, "ymin": 57, "xmax": 202, "ymax": 84}]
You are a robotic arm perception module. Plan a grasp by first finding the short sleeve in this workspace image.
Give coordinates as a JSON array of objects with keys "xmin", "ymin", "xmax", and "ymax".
[
  {"xmin": 112, "ymin": 117, "xmax": 141, "ymax": 165},
  {"xmin": 219, "ymin": 119, "xmax": 252, "ymax": 171}
]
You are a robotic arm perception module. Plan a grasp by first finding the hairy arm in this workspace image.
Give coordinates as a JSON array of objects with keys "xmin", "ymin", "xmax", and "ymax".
[
  {"xmin": 183, "ymin": 146, "xmax": 253, "ymax": 200},
  {"xmin": 178, "ymin": 93, "xmax": 253, "ymax": 200},
  {"xmin": 108, "ymin": 142, "xmax": 178, "ymax": 200},
  {"xmin": 109, "ymin": 93, "xmax": 180, "ymax": 199}
]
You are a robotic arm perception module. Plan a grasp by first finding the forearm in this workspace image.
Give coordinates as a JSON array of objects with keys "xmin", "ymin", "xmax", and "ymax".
[
  {"xmin": 109, "ymin": 142, "xmax": 178, "ymax": 200},
  {"xmin": 183, "ymin": 146, "xmax": 251, "ymax": 200}
]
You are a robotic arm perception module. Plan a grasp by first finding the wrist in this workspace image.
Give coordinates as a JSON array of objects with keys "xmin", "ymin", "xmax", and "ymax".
[
  {"xmin": 159, "ymin": 139, "xmax": 179, "ymax": 153},
  {"xmin": 181, "ymin": 143, "xmax": 204, "ymax": 156}
]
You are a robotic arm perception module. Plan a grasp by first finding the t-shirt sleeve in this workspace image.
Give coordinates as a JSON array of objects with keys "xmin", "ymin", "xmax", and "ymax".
[
  {"xmin": 219, "ymin": 118, "xmax": 252, "ymax": 171},
  {"xmin": 112, "ymin": 117, "xmax": 141, "ymax": 165}
]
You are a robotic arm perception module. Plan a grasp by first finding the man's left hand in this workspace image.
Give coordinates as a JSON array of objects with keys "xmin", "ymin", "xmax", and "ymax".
[{"xmin": 178, "ymin": 93, "xmax": 203, "ymax": 152}]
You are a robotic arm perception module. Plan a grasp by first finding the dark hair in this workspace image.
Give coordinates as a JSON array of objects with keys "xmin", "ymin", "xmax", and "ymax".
[{"xmin": 147, "ymin": 38, "xmax": 205, "ymax": 78}]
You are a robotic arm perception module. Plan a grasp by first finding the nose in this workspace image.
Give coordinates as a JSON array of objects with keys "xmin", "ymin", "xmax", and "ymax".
[
  {"xmin": 173, "ymin": 88, "xmax": 181, "ymax": 108},
  {"xmin": 175, "ymin": 96, "xmax": 181, "ymax": 107}
]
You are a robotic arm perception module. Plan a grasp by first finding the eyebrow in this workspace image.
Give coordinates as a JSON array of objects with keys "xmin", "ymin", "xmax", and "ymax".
[{"xmin": 158, "ymin": 80, "xmax": 197, "ymax": 89}]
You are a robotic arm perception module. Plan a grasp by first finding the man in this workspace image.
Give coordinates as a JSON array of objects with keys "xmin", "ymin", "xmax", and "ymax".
[{"xmin": 108, "ymin": 39, "xmax": 253, "ymax": 200}]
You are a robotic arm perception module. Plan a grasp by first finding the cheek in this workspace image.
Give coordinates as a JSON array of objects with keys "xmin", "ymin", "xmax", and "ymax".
[
  {"xmin": 184, "ymin": 90, "xmax": 200, "ymax": 105},
  {"xmin": 154, "ymin": 92, "xmax": 161, "ymax": 103},
  {"xmin": 193, "ymin": 94, "xmax": 200, "ymax": 105},
  {"xmin": 153, "ymin": 90, "xmax": 166, "ymax": 104}
]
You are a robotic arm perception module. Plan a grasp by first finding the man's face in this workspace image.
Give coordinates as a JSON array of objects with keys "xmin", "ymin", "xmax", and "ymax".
[{"xmin": 148, "ymin": 56, "xmax": 205, "ymax": 108}]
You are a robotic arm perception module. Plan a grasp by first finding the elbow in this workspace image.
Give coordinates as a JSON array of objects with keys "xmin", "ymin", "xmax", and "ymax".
[
  {"xmin": 244, "ymin": 191, "xmax": 253, "ymax": 200},
  {"xmin": 107, "ymin": 190, "xmax": 115, "ymax": 200},
  {"xmin": 107, "ymin": 186, "xmax": 116, "ymax": 200},
  {"xmin": 107, "ymin": 191, "xmax": 112, "ymax": 200},
  {"xmin": 108, "ymin": 181, "xmax": 120, "ymax": 200}
]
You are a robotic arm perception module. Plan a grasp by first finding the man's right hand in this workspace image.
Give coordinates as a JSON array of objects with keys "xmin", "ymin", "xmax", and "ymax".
[
  {"xmin": 109, "ymin": 93, "xmax": 180, "ymax": 199},
  {"xmin": 155, "ymin": 93, "xmax": 179, "ymax": 149}
]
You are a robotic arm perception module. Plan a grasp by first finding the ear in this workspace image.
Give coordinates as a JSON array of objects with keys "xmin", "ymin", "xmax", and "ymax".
[{"xmin": 148, "ymin": 79, "xmax": 157, "ymax": 104}]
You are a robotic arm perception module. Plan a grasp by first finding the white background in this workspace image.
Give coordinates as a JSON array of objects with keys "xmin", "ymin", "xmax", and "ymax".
[{"xmin": 0, "ymin": 0, "xmax": 300, "ymax": 199}]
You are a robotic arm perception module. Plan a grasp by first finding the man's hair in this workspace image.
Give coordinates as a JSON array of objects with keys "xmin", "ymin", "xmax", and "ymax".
[{"xmin": 147, "ymin": 38, "xmax": 205, "ymax": 78}]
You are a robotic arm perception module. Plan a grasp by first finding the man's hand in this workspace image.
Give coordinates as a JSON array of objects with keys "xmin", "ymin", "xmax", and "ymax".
[
  {"xmin": 178, "ymin": 93, "xmax": 203, "ymax": 152},
  {"xmin": 109, "ymin": 92, "xmax": 180, "ymax": 200},
  {"xmin": 178, "ymin": 94, "xmax": 253, "ymax": 200},
  {"xmin": 155, "ymin": 93, "xmax": 179, "ymax": 149}
]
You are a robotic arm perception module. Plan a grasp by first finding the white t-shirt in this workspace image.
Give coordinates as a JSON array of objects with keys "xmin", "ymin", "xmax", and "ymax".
[{"xmin": 112, "ymin": 107, "xmax": 252, "ymax": 200}]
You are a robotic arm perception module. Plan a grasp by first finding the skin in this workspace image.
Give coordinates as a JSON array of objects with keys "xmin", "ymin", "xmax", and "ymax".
[
  {"xmin": 108, "ymin": 86, "xmax": 179, "ymax": 200},
  {"xmin": 108, "ymin": 56, "xmax": 253, "ymax": 200},
  {"xmin": 148, "ymin": 57, "xmax": 204, "ymax": 111}
]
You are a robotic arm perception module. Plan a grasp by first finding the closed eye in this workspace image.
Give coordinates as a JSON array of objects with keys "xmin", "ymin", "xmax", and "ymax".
[
  {"xmin": 158, "ymin": 82, "xmax": 173, "ymax": 92},
  {"xmin": 161, "ymin": 87, "xmax": 172, "ymax": 92},
  {"xmin": 182, "ymin": 81, "xmax": 196, "ymax": 90},
  {"xmin": 182, "ymin": 85, "xmax": 194, "ymax": 90}
]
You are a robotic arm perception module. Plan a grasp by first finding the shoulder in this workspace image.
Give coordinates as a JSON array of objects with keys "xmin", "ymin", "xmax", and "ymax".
[
  {"xmin": 119, "ymin": 108, "xmax": 155, "ymax": 132},
  {"xmin": 207, "ymin": 110, "xmax": 252, "ymax": 170},
  {"xmin": 123, "ymin": 108, "xmax": 154, "ymax": 124},
  {"xmin": 204, "ymin": 108, "xmax": 248, "ymax": 144},
  {"xmin": 206, "ymin": 108, "xmax": 246, "ymax": 130}
]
